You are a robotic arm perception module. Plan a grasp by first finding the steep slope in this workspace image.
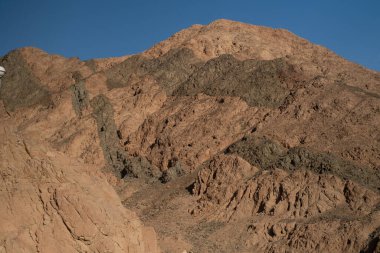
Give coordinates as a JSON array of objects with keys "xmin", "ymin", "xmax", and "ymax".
[
  {"xmin": 0, "ymin": 19, "xmax": 379, "ymax": 253},
  {"xmin": 0, "ymin": 49, "xmax": 160, "ymax": 253},
  {"xmin": 190, "ymin": 154, "xmax": 379, "ymax": 252},
  {"xmin": 144, "ymin": 19, "xmax": 380, "ymax": 94},
  {"xmin": 120, "ymin": 19, "xmax": 380, "ymax": 252},
  {"xmin": 144, "ymin": 19, "xmax": 315, "ymax": 61},
  {"xmin": 0, "ymin": 121, "xmax": 158, "ymax": 253}
]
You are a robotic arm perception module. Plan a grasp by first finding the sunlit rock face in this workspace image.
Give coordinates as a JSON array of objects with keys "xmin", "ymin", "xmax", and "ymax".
[{"xmin": 1, "ymin": 19, "xmax": 379, "ymax": 253}]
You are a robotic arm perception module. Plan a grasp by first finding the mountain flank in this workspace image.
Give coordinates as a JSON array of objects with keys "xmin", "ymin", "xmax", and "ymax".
[{"xmin": 0, "ymin": 19, "xmax": 379, "ymax": 253}]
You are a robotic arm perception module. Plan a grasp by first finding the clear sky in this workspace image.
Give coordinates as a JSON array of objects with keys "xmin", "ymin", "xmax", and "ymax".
[{"xmin": 1, "ymin": 0, "xmax": 379, "ymax": 71}]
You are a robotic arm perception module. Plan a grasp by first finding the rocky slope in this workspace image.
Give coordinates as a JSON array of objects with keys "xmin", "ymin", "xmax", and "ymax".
[
  {"xmin": 0, "ymin": 117, "xmax": 158, "ymax": 252},
  {"xmin": 0, "ymin": 19, "xmax": 379, "ymax": 253}
]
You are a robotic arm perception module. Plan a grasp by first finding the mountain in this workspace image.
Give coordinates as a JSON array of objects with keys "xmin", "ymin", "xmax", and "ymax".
[{"xmin": 0, "ymin": 19, "xmax": 379, "ymax": 253}]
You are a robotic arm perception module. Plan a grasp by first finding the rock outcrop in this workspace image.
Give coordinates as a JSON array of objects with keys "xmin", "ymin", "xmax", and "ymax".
[
  {"xmin": 0, "ymin": 125, "xmax": 158, "ymax": 253},
  {"xmin": 0, "ymin": 19, "xmax": 379, "ymax": 253}
]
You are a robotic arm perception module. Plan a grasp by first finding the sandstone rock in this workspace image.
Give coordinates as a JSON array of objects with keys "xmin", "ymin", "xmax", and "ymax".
[
  {"xmin": 193, "ymin": 155, "xmax": 378, "ymax": 221},
  {"xmin": 1, "ymin": 18, "xmax": 379, "ymax": 253},
  {"xmin": 0, "ymin": 126, "xmax": 158, "ymax": 253},
  {"xmin": 125, "ymin": 95, "xmax": 267, "ymax": 171}
]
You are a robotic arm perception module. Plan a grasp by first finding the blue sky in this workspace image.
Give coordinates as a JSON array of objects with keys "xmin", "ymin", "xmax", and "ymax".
[{"xmin": 1, "ymin": 0, "xmax": 379, "ymax": 71}]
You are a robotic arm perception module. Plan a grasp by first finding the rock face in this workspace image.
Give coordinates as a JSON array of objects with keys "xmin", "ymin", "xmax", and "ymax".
[
  {"xmin": 0, "ymin": 19, "xmax": 379, "ymax": 253},
  {"xmin": 191, "ymin": 155, "xmax": 379, "ymax": 252},
  {"xmin": 0, "ymin": 49, "xmax": 158, "ymax": 253},
  {"xmin": 125, "ymin": 94, "xmax": 266, "ymax": 171},
  {"xmin": 0, "ymin": 125, "xmax": 158, "ymax": 253}
]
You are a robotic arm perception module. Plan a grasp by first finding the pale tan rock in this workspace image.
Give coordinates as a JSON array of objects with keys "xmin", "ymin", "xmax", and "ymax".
[
  {"xmin": 107, "ymin": 78, "xmax": 167, "ymax": 138},
  {"xmin": 0, "ymin": 126, "xmax": 158, "ymax": 253},
  {"xmin": 194, "ymin": 156, "xmax": 379, "ymax": 221},
  {"xmin": 144, "ymin": 19, "xmax": 306, "ymax": 61},
  {"xmin": 125, "ymin": 95, "xmax": 267, "ymax": 171},
  {"xmin": 16, "ymin": 47, "xmax": 93, "ymax": 92}
]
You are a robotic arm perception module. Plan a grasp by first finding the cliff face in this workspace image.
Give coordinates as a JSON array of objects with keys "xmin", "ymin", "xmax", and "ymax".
[
  {"xmin": 0, "ymin": 19, "xmax": 379, "ymax": 253},
  {"xmin": 0, "ymin": 48, "xmax": 159, "ymax": 253},
  {"xmin": 0, "ymin": 125, "xmax": 158, "ymax": 253}
]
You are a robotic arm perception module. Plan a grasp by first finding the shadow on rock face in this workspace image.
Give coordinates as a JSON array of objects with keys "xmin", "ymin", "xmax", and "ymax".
[
  {"xmin": 106, "ymin": 48, "xmax": 202, "ymax": 94},
  {"xmin": 360, "ymin": 227, "xmax": 380, "ymax": 253},
  {"xmin": 0, "ymin": 51, "xmax": 52, "ymax": 111},
  {"xmin": 174, "ymin": 56, "xmax": 303, "ymax": 108},
  {"xmin": 90, "ymin": 94, "xmax": 161, "ymax": 181},
  {"xmin": 226, "ymin": 135, "xmax": 380, "ymax": 191},
  {"xmin": 71, "ymin": 72, "xmax": 89, "ymax": 117},
  {"xmin": 159, "ymin": 161, "xmax": 187, "ymax": 184}
]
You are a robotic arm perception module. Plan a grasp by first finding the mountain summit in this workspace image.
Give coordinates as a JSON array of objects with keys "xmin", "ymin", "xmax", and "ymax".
[{"xmin": 0, "ymin": 20, "xmax": 379, "ymax": 253}]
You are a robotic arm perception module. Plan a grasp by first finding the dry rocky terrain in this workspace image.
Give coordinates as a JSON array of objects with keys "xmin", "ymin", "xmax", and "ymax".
[{"xmin": 0, "ymin": 19, "xmax": 379, "ymax": 253}]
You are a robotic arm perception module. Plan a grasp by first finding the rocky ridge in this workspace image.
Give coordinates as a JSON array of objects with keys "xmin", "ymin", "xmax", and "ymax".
[{"xmin": 0, "ymin": 19, "xmax": 379, "ymax": 253}]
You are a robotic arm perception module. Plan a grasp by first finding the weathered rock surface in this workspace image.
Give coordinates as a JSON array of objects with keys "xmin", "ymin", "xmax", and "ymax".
[
  {"xmin": 194, "ymin": 154, "xmax": 378, "ymax": 219},
  {"xmin": 125, "ymin": 94, "xmax": 267, "ymax": 171},
  {"xmin": 0, "ymin": 125, "xmax": 158, "ymax": 253},
  {"xmin": 0, "ymin": 19, "xmax": 379, "ymax": 253}
]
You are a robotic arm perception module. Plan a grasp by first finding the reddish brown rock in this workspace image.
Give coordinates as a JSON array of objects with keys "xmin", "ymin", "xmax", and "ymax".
[
  {"xmin": 0, "ymin": 19, "xmax": 379, "ymax": 253},
  {"xmin": 0, "ymin": 125, "xmax": 158, "ymax": 253}
]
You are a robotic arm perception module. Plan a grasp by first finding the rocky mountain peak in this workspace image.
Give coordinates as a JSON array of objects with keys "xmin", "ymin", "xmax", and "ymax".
[{"xmin": 0, "ymin": 19, "xmax": 379, "ymax": 253}]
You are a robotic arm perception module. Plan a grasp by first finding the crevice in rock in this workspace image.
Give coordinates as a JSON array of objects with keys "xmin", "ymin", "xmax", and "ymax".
[
  {"xmin": 90, "ymin": 94, "xmax": 161, "ymax": 180},
  {"xmin": 71, "ymin": 72, "xmax": 89, "ymax": 117},
  {"xmin": 90, "ymin": 94, "xmax": 128, "ymax": 176},
  {"xmin": 360, "ymin": 227, "xmax": 380, "ymax": 253}
]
